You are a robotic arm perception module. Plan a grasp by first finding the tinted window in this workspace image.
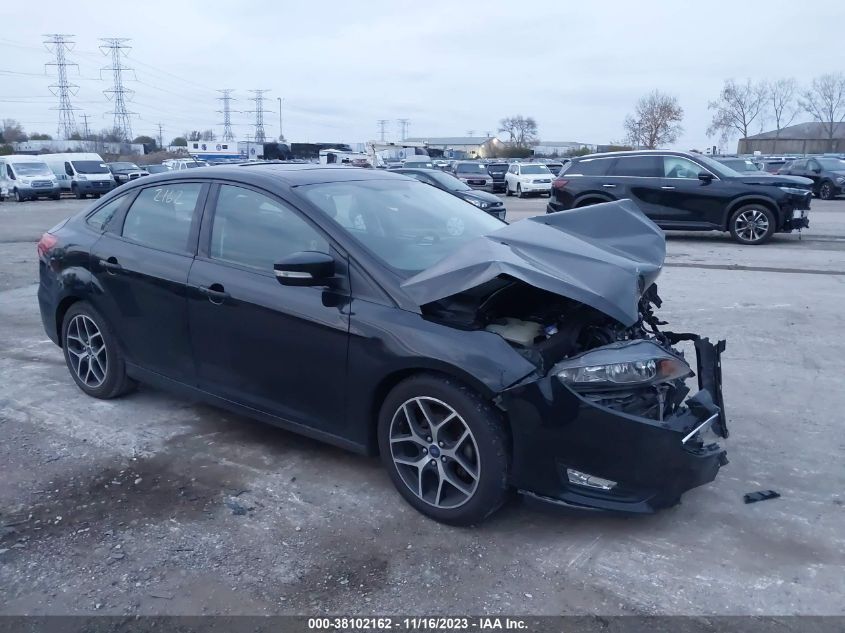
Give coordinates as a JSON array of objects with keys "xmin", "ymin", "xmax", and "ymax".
[
  {"xmin": 210, "ymin": 185, "xmax": 328, "ymax": 271},
  {"xmin": 663, "ymin": 156, "xmax": 705, "ymax": 178},
  {"xmin": 570, "ymin": 158, "xmax": 611, "ymax": 176},
  {"xmin": 121, "ymin": 183, "xmax": 202, "ymax": 253},
  {"xmin": 86, "ymin": 195, "xmax": 126, "ymax": 231},
  {"xmin": 790, "ymin": 159, "xmax": 806, "ymax": 170},
  {"xmin": 611, "ymin": 156, "xmax": 662, "ymax": 177}
]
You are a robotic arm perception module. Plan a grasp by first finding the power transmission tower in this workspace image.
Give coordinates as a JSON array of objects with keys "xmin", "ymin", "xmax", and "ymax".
[
  {"xmin": 44, "ymin": 34, "xmax": 79, "ymax": 140},
  {"xmin": 397, "ymin": 118, "xmax": 410, "ymax": 141},
  {"xmin": 217, "ymin": 89, "xmax": 237, "ymax": 142},
  {"xmin": 156, "ymin": 122, "xmax": 164, "ymax": 150},
  {"xmin": 99, "ymin": 38, "xmax": 136, "ymax": 141},
  {"xmin": 377, "ymin": 119, "xmax": 389, "ymax": 142},
  {"xmin": 80, "ymin": 113, "xmax": 91, "ymax": 140},
  {"xmin": 246, "ymin": 90, "xmax": 271, "ymax": 143}
]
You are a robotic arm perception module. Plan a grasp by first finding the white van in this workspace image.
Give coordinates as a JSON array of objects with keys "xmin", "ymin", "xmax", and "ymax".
[
  {"xmin": 40, "ymin": 153, "xmax": 115, "ymax": 199},
  {"xmin": 0, "ymin": 155, "xmax": 61, "ymax": 201}
]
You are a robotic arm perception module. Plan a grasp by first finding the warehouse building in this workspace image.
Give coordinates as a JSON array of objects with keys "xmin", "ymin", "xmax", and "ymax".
[{"xmin": 738, "ymin": 122, "xmax": 845, "ymax": 155}]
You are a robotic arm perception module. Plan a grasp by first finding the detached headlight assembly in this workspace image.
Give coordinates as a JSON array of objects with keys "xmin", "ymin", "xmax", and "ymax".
[
  {"xmin": 554, "ymin": 340, "xmax": 692, "ymax": 391},
  {"xmin": 779, "ymin": 186, "xmax": 808, "ymax": 195}
]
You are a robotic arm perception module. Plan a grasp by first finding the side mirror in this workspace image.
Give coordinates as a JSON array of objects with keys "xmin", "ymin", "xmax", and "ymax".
[
  {"xmin": 698, "ymin": 171, "xmax": 714, "ymax": 183},
  {"xmin": 273, "ymin": 251, "xmax": 335, "ymax": 287}
]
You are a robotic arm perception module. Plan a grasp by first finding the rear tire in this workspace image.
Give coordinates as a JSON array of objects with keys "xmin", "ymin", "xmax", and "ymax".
[
  {"xmin": 728, "ymin": 204, "xmax": 776, "ymax": 245},
  {"xmin": 377, "ymin": 374, "xmax": 510, "ymax": 526},
  {"xmin": 61, "ymin": 301, "xmax": 135, "ymax": 399},
  {"xmin": 819, "ymin": 180, "xmax": 835, "ymax": 200}
]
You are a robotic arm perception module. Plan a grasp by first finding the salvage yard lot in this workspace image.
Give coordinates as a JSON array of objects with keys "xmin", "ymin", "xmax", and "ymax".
[{"xmin": 1, "ymin": 196, "xmax": 844, "ymax": 615}]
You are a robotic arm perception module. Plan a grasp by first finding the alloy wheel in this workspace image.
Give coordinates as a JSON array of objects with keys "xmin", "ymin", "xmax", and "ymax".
[
  {"xmin": 734, "ymin": 208, "xmax": 770, "ymax": 243},
  {"xmin": 65, "ymin": 314, "xmax": 108, "ymax": 388},
  {"xmin": 820, "ymin": 183, "xmax": 833, "ymax": 200},
  {"xmin": 389, "ymin": 397, "xmax": 480, "ymax": 509}
]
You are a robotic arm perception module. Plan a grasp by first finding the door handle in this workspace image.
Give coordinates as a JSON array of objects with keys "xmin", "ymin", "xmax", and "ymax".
[
  {"xmin": 198, "ymin": 284, "xmax": 230, "ymax": 305},
  {"xmin": 601, "ymin": 183, "xmax": 616, "ymax": 188},
  {"xmin": 100, "ymin": 257, "xmax": 122, "ymax": 274},
  {"xmin": 661, "ymin": 186, "xmax": 676, "ymax": 190}
]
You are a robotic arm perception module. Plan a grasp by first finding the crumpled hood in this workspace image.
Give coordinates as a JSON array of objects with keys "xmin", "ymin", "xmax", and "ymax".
[{"xmin": 401, "ymin": 199, "xmax": 665, "ymax": 326}]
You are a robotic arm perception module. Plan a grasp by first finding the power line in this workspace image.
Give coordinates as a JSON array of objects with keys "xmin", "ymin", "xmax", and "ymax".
[
  {"xmin": 377, "ymin": 119, "xmax": 389, "ymax": 142},
  {"xmin": 217, "ymin": 89, "xmax": 237, "ymax": 142},
  {"xmin": 43, "ymin": 34, "xmax": 79, "ymax": 140},
  {"xmin": 397, "ymin": 118, "xmax": 410, "ymax": 141},
  {"xmin": 99, "ymin": 38, "xmax": 136, "ymax": 141},
  {"xmin": 246, "ymin": 90, "xmax": 271, "ymax": 143}
]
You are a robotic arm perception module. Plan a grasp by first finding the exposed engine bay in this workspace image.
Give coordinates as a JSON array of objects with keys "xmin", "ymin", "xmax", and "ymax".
[{"xmin": 422, "ymin": 277, "xmax": 726, "ymax": 432}]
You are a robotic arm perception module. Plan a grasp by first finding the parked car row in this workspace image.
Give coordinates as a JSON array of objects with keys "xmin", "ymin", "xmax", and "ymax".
[{"xmin": 0, "ymin": 153, "xmax": 209, "ymax": 201}]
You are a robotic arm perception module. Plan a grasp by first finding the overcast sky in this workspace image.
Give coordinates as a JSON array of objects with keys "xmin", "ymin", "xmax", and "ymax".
[{"xmin": 2, "ymin": 1, "xmax": 844, "ymax": 150}]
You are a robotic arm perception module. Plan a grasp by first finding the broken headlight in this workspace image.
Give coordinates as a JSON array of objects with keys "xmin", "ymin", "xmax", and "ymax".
[{"xmin": 554, "ymin": 340, "xmax": 692, "ymax": 391}]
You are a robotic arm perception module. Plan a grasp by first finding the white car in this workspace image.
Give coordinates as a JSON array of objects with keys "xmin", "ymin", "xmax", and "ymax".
[{"xmin": 504, "ymin": 163, "xmax": 554, "ymax": 197}]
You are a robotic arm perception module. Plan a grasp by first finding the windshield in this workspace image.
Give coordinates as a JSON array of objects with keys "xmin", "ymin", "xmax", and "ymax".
[
  {"xmin": 11, "ymin": 162, "xmax": 52, "ymax": 177},
  {"xmin": 300, "ymin": 179, "xmax": 504, "ymax": 277},
  {"xmin": 111, "ymin": 162, "xmax": 140, "ymax": 170},
  {"xmin": 520, "ymin": 164, "xmax": 551, "ymax": 174},
  {"xmin": 720, "ymin": 159, "xmax": 758, "ymax": 172},
  {"xmin": 72, "ymin": 160, "xmax": 110, "ymax": 174},
  {"xmin": 817, "ymin": 158, "xmax": 845, "ymax": 170},
  {"xmin": 694, "ymin": 154, "xmax": 740, "ymax": 178},
  {"xmin": 424, "ymin": 170, "xmax": 471, "ymax": 191},
  {"xmin": 455, "ymin": 163, "xmax": 488, "ymax": 174}
]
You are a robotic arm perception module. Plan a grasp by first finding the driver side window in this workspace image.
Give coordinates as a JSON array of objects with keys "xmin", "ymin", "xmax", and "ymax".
[
  {"xmin": 210, "ymin": 185, "xmax": 329, "ymax": 271},
  {"xmin": 663, "ymin": 156, "xmax": 705, "ymax": 179}
]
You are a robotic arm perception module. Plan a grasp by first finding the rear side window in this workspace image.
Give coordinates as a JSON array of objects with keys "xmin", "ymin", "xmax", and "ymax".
[
  {"xmin": 210, "ymin": 184, "xmax": 329, "ymax": 271},
  {"xmin": 570, "ymin": 158, "xmax": 612, "ymax": 176},
  {"xmin": 121, "ymin": 183, "xmax": 202, "ymax": 253},
  {"xmin": 611, "ymin": 156, "xmax": 662, "ymax": 177},
  {"xmin": 86, "ymin": 195, "xmax": 126, "ymax": 231}
]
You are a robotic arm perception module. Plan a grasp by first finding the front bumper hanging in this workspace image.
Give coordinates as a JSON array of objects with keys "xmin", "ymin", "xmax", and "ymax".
[{"xmin": 502, "ymin": 336, "xmax": 728, "ymax": 514}]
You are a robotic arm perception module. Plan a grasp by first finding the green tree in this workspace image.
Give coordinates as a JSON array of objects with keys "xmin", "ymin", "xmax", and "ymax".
[
  {"xmin": 132, "ymin": 135, "xmax": 158, "ymax": 151},
  {"xmin": 30, "ymin": 132, "xmax": 53, "ymax": 140},
  {"xmin": 171, "ymin": 137, "xmax": 187, "ymax": 147}
]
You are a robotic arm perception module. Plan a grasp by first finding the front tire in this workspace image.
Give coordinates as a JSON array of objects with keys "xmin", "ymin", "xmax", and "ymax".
[
  {"xmin": 377, "ymin": 374, "xmax": 509, "ymax": 526},
  {"xmin": 729, "ymin": 205, "xmax": 776, "ymax": 245},
  {"xmin": 516, "ymin": 184, "xmax": 524, "ymax": 198},
  {"xmin": 819, "ymin": 181, "xmax": 835, "ymax": 200},
  {"xmin": 505, "ymin": 181, "xmax": 512, "ymax": 197},
  {"xmin": 14, "ymin": 189, "xmax": 25, "ymax": 202},
  {"xmin": 61, "ymin": 301, "xmax": 135, "ymax": 399}
]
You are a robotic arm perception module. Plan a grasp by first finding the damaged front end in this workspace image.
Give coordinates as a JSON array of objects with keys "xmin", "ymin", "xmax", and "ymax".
[
  {"xmin": 498, "ymin": 286, "xmax": 729, "ymax": 513},
  {"xmin": 403, "ymin": 201, "xmax": 729, "ymax": 513}
]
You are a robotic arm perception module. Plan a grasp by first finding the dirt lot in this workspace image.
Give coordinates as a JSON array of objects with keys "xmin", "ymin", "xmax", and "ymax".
[{"xmin": 1, "ymin": 195, "xmax": 844, "ymax": 616}]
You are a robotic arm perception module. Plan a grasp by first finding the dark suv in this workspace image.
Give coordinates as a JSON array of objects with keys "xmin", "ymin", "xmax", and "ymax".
[
  {"xmin": 486, "ymin": 162, "xmax": 508, "ymax": 192},
  {"xmin": 548, "ymin": 150, "xmax": 812, "ymax": 245},
  {"xmin": 777, "ymin": 156, "xmax": 845, "ymax": 200}
]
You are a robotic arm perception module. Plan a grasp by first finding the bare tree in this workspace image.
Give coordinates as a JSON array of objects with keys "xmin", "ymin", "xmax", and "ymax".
[
  {"xmin": 706, "ymin": 79, "xmax": 768, "ymax": 144},
  {"xmin": 768, "ymin": 78, "xmax": 799, "ymax": 138},
  {"xmin": 799, "ymin": 73, "xmax": 845, "ymax": 151},
  {"xmin": 623, "ymin": 90, "xmax": 684, "ymax": 149},
  {"xmin": 1, "ymin": 118, "xmax": 28, "ymax": 143},
  {"xmin": 498, "ymin": 115, "xmax": 538, "ymax": 147}
]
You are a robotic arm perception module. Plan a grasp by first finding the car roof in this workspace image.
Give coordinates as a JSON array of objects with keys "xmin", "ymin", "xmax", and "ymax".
[
  {"xmin": 573, "ymin": 149, "xmax": 696, "ymax": 160},
  {"xmin": 117, "ymin": 163, "xmax": 408, "ymax": 189}
]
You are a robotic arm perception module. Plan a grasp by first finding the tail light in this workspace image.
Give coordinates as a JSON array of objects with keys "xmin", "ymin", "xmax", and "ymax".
[
  {"xmin": 552, "ymin": 178, "xmax": 569, "ymax": 190},
  {"xmin": 37, "ymin": 232, "xmax": 58, "ymax": 258}
]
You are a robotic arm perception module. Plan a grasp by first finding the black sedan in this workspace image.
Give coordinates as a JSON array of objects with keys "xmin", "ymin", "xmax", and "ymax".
[
  {"xmin": 392, "ymin": 167, "xmax": 506, "ymax": 220},
  {"xmin": 37, "ymin": 165, "xmax": 728, "ymax": 524}
]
